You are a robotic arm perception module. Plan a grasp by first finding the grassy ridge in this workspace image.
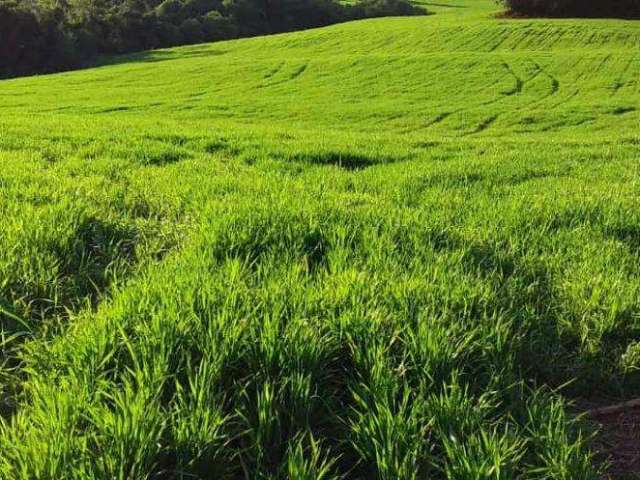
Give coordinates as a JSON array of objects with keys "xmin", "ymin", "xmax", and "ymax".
[{"xmin": 1, "ymin": 0, "xmax": 639, "ymax": 478}]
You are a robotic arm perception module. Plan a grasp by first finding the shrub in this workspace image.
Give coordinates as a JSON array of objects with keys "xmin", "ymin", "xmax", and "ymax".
[
  {"xmin": 180, "ymin": 17, "xmax": 205, "ymax": 43},
  {"xmin": 501, "ymin": 0, "xmax": 640, "ymax": 18},
  {"xmin": 156, "ymin": 0, "xmax": 184, "ymax": 21},
  {"xmin": 0, "ymin": 2, "xmax": 44, "ymax": 76},
  {"xmin": 184, "ymin": 0, "xmax": 222, "ymax": 16},
  {"xmin": 155, "ymin": 21, "xmax": 185, "ymax": 46},
  {"xmin": 356, "ymin": 0, "xmax": 425, "ymax": 18},
  {"xmin": 0, "ymin": 1, "xmax": 80, "ymax": 77},
  {"xmin": 201, "ymin": 11, "xmax": 237, "ymax": 41}
]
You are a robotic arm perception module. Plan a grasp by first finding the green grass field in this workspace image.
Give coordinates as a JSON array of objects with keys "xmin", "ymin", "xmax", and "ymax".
[{"xmin": 1, "ymin": 0, "xmax": 640, "ymax": 478}]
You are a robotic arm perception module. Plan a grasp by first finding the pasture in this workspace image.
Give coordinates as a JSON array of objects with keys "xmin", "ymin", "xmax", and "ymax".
[{"xmin": 1, "ymin": 0, "xmax": 639, "ymax": 478}]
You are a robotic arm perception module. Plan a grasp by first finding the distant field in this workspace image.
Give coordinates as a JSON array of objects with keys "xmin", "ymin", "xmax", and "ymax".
[{"xmin": 1, "ymin": 0, "xmax": 639, "ymax": 478}]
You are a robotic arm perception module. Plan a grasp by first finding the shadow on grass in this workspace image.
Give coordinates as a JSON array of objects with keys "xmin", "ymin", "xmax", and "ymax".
[
  {"xmin": 282, "ymin": 150, "xmax": 394, "ymax": 170},
  {"xmin": 95, "ymin": 46, "xmax": 230, "ymax": 68}
]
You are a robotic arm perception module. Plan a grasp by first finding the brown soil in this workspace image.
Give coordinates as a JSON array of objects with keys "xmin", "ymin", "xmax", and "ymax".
[{"xmin": 578, "ymin": 399, "xmax": 640, "ymax": 479}]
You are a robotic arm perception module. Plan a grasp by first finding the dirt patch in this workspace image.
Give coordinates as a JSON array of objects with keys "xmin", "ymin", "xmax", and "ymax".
[{"xmin": 578, "ymin": 398, "xmax": 640, "ymax": 479}]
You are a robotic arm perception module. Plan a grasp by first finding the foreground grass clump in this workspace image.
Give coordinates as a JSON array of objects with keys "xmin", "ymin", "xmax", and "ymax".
[{"xmin": 1, "ymin": 0, "xmax": 640, "ymax": 478}]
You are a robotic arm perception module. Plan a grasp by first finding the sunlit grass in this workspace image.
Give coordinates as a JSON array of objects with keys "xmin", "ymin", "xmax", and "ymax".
[{"xmin": 0, "ymin": 0, "xmax": 639, "ymax": 478}]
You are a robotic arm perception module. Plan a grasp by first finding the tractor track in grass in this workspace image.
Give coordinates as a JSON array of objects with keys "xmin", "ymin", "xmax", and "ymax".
[{"xmin": 258, "ymin": 61, "xmax": 309, "ymax": 88}]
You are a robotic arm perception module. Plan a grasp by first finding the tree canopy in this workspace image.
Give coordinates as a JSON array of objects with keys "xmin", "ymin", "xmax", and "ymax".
[{"xmin": 501, "ymin": 0, "xmax": 640, "ymax": 18}]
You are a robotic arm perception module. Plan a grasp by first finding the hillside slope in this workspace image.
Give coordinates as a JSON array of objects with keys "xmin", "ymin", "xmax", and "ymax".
[
  {"xmin": 1, "ymin": 0, "xmax": 638, "ymax": 137},
  {"xmin": 1, "ymin": 1, "xmax": 639, "ymax": 478}
]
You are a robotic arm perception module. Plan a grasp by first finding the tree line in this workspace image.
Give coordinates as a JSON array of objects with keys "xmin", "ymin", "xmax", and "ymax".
[
  {"xmin": 501, "ymin": 0, "xmax": 640, "ymax": 18},
  {"xmin": 0, "ymin": 0, "xmax": 425, "ymax": 78}
]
